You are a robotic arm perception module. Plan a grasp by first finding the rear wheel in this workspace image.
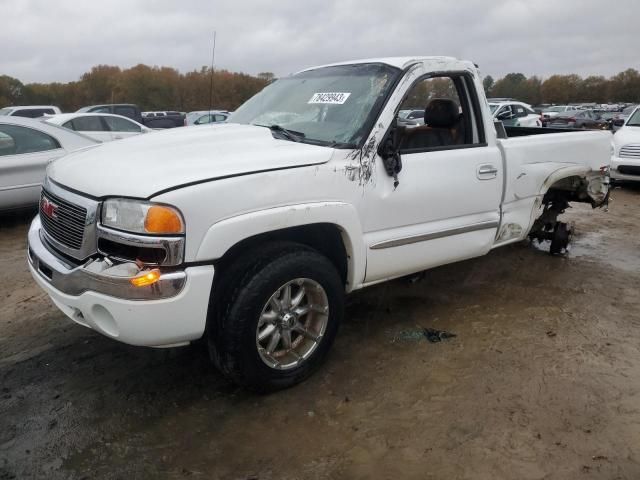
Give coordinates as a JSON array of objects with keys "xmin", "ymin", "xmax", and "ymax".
[{"xmin": 208, "ymin": 243, "xmax": 344, "ymax": 392}]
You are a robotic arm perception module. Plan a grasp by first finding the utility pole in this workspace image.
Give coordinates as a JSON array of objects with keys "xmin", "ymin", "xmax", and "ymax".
[{"xmin": 208, "ymin": 31, "xmax": 217, "ymax": 115}]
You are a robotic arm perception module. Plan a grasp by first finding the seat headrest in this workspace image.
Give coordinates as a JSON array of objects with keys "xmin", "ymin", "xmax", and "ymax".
[{"xmin": 424, "ymin": 99, "xmax": 459, "ymax": 128}]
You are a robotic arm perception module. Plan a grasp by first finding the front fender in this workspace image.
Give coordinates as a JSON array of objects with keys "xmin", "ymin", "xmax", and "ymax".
[{"xmin": 195, "ymin": 202, "xmax": 366, "ymax": 291}]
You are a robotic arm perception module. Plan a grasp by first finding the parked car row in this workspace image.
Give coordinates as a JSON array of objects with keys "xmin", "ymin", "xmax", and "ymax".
[
  {"xmin": 0, "ymin": 103, "xmax": 231, "ymax": 129},
  {"xmin": 546, "ymin": 109, "xmax": 610, "ymax": 130}
]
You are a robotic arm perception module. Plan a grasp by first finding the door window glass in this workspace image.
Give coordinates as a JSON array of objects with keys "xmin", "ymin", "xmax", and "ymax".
[
  {"xmin": 71, "ymin": 116, "xmax": 106, "ymax": 131},
  {"xmin": 398, "ymin": 74, "xmax": 482, "ymax": 151},
  {"xmin": 195, "ymin": 114, "xmax": 213, "ymax": 125},
  {"xmin": 0, "ymin": 124, "xmax": 60, "ymax": 155},
  {"xmin": 103, "ymin": 116, "xmax": 141, "ymax": 132},
  {"xmin": 513, "ymin": 105, "xmax": 527, "ymax": 117},
  {"xmin": 114, "ymin": 106, "xmax": 136, "ymax": 118}
]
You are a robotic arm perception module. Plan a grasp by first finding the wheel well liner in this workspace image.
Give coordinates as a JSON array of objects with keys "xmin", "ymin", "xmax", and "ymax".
[{"xmin": 215, "ymin": 223, "xmax": 349, "ymax": 286}]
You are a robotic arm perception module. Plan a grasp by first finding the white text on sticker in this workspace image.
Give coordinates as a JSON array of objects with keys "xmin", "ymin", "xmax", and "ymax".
[{"xmin": 308, "ymin": 92, "xmax": 351, "ymax": 105}]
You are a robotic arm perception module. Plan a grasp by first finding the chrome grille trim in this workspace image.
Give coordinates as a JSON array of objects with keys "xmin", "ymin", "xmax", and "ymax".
[
  {"xmin": 40, "ymin": 190, "xmax": 86, "ymax": 249},
  {"xmin": 39, "ymin": 177, "xmax": 99, "ymax": 260},
  {"xmin": 620, "ymin": 144, "xmax": 640, "ymax": 159}
]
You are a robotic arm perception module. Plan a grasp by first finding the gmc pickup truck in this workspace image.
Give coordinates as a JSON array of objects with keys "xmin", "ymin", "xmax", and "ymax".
[{"xmin": 28, "ymin": 57, "xmax": 611, "ymax": 391}]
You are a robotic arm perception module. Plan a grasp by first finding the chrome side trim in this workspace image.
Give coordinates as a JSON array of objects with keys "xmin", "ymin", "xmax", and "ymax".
[
  {"xmin": 369, "ymin": 220, "xmax": 499, "ymax": 250},
  {"xmin": 28, "ymin": 216, "xmax": 186, "ymax": 300},
  {"xmin": 0, "ymin": 182, "xmax": 41, "ymax": 192},
  {"xmin": 97, "ymin": 225, "xmax": 185, "ymax": 266}
]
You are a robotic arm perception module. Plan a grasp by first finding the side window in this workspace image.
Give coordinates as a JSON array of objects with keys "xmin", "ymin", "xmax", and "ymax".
[
  {"xmin": 398, "ymin": 74, "xmax": 482, "ymax": 151},
  {"xmin": 12, "ymin": 109, "xmax": 35, "ymax": 118},
  {"xmin": 513, "ymin": 105, "xmax": 527, "ymax": 118},
  {"xmin": 195, "ymin": 114, "xmax": 213, "ymax": 125},
  {"xmin": 72, "ymin": 116, "xmax": 106, "ymax": 131},
  {"xmin": 214, "ymin": 114, "xmax": 227, "ymax": 122},
  {"xmin": 497, "ymin": 105, "xmax": 513, "ymax": 118},
  {"xmin": 0, "ymin": 124, "xmax": 60, "ymax": 155},
  {"xmin": 103, "ymin": 116, "xmax": 141, "ymax": 132},
  {"xmin": 0, "ymin": 130, "xmax": 17, "ymax": 155},
  {"xmin": 62, "ymin": 120, "xmax": 76, "ymax": 131},
  {"xmin": 90, "ymin": 106, "xmax": 111, "ymax": 113},
  {"xmin": 114, "ymin": 106, "xmax": 136, "ymax": 118}
]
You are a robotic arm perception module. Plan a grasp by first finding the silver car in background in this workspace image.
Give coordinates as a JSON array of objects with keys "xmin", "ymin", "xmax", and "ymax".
[{"xmin": 0, "ymin": 117, "xmax": 98, "ymax": 211}]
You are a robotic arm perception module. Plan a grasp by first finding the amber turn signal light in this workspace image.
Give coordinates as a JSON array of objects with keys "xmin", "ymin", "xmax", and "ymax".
[
  {"xmin": 130, "ymin": 269, "xmax": 161, "ymax": 287},
  {"xmin": 144, "ymin": 205, "xmax": 184, "ymax": 234}
]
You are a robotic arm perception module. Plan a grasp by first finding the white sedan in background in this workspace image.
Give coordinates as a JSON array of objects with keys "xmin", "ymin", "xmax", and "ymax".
[
  {"xmin": 611, "ymin": 106, "xmax": 640, "ymax": 182},
  {"xmin": 489, "ymin": 101, "xmax": 542, "ymax": 127},
  {"xmin": 44, "ymin": 113, "xmax": 151, "ymax": 142},
  {"xmin": 0, "ymin": 117, "xmax": 98, "ymax": 211}
]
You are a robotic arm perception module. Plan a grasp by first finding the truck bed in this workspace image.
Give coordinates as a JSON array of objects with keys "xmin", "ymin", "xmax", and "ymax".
[{"xmin": 502, "ymin": 125, "xmax": 588, "ymax": 137}]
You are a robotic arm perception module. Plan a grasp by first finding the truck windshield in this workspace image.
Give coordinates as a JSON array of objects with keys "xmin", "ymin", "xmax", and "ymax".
[{"xmin": 229, "ymin": 63, "xmax": 401, "ymax": 147}]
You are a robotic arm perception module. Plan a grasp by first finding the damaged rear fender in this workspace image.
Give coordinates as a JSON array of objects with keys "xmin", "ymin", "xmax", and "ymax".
[{"xmin": 542, "ymin": 165, "xmax": 610, "ymax": 207}]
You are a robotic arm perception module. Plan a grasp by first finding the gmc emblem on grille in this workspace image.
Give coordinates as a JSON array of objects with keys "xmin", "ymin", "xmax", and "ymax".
[{"xmin": 41, "ymin": 197, "xmax": 59, "ymax": 219}]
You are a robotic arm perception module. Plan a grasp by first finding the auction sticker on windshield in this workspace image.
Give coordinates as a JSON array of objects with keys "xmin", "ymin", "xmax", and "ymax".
[{"xmin": 308, "ymin": 92, "xmax": 351, "ymax": 104}]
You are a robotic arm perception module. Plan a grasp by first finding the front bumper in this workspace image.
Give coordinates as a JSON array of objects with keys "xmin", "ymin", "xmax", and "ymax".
[
  {"xmin": 28, "ymin": 216, "xmax": 215, "ymax": 347},
  {"xmin": 611, "ymin": 155, "xmax": 640, "ymax": 181}
]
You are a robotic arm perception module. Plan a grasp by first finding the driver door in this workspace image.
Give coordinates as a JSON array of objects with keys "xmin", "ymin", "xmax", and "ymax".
[{"xmin": 362, "ymin": 72, "xmax": 503, "ymax": 283}]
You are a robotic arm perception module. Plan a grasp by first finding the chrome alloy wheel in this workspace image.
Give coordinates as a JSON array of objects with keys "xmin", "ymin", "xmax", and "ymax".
[{"xmin": 256, "ymin": 278, "xmax": 329, "ymax": 370}]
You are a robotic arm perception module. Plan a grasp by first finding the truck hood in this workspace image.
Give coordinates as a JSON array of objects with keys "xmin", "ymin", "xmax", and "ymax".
[
  {"xmin": 47, "ymin": 123, "xmax": 334, "ymax": 198},
  {"xmin": 614, "ymin": 126, "xmax": 640, "ymax": 148}
]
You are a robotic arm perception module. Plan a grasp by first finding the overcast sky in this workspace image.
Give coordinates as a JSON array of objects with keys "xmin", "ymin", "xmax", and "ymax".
[{"xmin": 1, "ymin": 0, "xmax": 638, "ymax": 83}]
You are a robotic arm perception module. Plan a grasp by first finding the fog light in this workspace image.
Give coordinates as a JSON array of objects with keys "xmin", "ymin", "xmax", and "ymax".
[{"xmin": 130, "ymin": 269, "xmax": 161, "ymax": 287}]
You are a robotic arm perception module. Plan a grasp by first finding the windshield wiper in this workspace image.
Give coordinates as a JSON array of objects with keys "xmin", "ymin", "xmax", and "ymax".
[{"xmin": 254, "ymin": 124, "xmax": 305, "ymax": 142}]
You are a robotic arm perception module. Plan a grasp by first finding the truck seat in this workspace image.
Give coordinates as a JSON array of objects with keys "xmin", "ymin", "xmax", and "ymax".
[{"xmin": 401, "ymin": 99, "xmax": 462, "ymax": 149}]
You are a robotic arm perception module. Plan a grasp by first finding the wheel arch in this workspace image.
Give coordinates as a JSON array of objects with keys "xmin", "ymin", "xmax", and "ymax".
[{"xmin": 195, "ymin": 202, "xmax": 366, "ymax": 291}]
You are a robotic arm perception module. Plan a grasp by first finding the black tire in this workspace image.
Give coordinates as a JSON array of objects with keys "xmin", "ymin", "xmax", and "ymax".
[
  {"xmin": 550, "ymin": 223, "xmax": 571, "ymax": 255},
  {"xmin": 208, "ymin": 242, "xmax": 344, "ymax": 392}
]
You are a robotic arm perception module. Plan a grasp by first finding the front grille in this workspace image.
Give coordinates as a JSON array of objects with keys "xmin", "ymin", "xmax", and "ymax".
[
  {"xmin": 618, "ymin": 165, "xmax": 640, "ymax": 176},
  {"xmin": 40, "ymin": 189, "xmax": 87, "ymax": 250},
  {"xmin": 620, "ymin": 144, "xmax": 640, "ymax": 159}
]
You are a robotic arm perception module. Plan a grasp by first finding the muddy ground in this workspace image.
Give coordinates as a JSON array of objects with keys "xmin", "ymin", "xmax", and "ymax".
[{"xmin": 1, "ymin": 186, "xmax": 640, "ymax": 480}]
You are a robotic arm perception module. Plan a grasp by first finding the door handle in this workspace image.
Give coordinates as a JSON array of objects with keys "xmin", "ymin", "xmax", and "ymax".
[{"xmin": 477, "ymin": 164, "xmax": 498, "ymax": 179}]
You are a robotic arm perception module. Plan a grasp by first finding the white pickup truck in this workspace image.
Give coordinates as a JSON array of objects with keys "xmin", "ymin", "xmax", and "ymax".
[{"xmin": 28, "ymin": 57, "xmax": 611, "ymax": 391}]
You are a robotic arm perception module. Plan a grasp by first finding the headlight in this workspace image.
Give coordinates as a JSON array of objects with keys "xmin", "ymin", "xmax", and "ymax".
[{"xmin": 101, "ymin": 199, "xmax": 184, "ymax": 234}]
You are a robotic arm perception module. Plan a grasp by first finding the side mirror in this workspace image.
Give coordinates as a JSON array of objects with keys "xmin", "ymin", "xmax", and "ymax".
[{"xmin": 378, "ymin": 118, "xmax": 403, "ymax": 188}]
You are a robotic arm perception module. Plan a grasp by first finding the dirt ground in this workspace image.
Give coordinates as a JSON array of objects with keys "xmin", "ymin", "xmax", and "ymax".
[{"xmin": 1, "ymin": 186, "xmax": 640, "ymax": 480}]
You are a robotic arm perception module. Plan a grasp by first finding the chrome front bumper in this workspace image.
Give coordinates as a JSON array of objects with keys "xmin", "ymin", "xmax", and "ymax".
[{"xmin": 28, "ymin": 216, "xmax": 186, "ymax": 300}]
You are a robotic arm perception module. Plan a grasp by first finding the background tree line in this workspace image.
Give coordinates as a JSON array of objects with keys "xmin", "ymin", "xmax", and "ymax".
[
  {"xmin": 0, "ymin": 64, "xmax": 275, "ymax": 112},
  {"xmin": 483, "ymin": 68, "xmax": 640, "ymax": 105},
  {"xmin": 2, "ymin": 64, "xmax": 640, "ymax": 111}
]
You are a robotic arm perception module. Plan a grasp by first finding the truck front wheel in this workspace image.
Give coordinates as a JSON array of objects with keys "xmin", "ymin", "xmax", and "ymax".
[{"xmin": 209, "ymin": 243, "xmax": 344, "ymax": 392}]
